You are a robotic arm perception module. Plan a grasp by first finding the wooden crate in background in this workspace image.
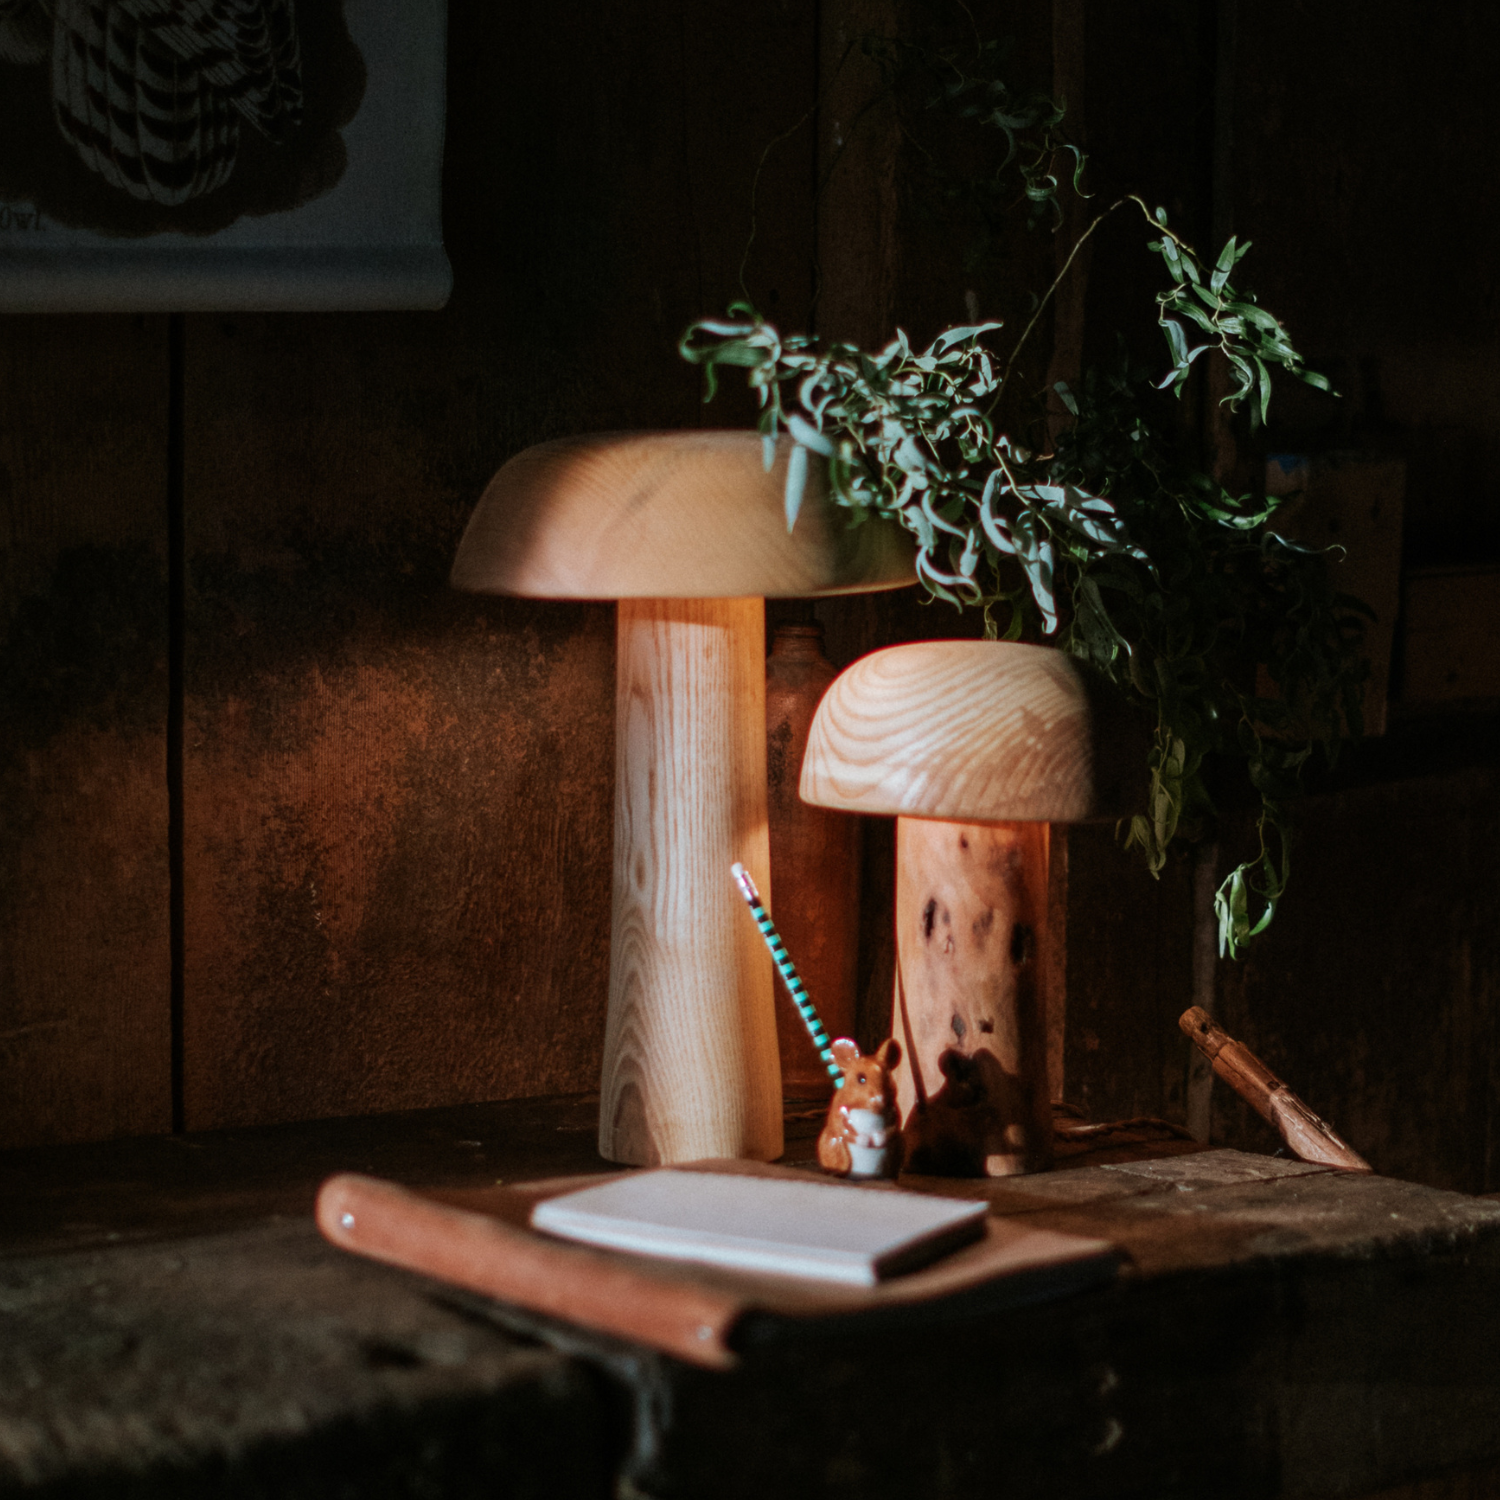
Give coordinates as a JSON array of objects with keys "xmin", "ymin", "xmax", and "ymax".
[
  {"xmin": 1264, "ymin": 453, "xmax": 1406, "ymax": 736},
  {"xmin": 1402, "ymin": 565, "xmax": 1500, "ymax": 707}
]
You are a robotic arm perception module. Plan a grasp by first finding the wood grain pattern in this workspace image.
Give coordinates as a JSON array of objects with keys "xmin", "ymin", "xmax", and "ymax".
[
  {"xmin": 0, "ymin": 314, "xmax": 171, "ymax": 1148},
  {"xmin": 894, "ymin": 817, "xmax": 1053, "ymax": 1177},
  {"xmin": 16, "ymin": 1118, "xmax": 1500, "ymax": 1500},
  {"xmin": 1042, "ymin": 824, "xmax": 1069, "ymax": 1104},
  {"xmin": 451, "ymin": 432, "xmax": 916, "ymax": 602},
  {"xmin": 180, "ymin": 584, "xmax": 616, "ymax": 1130},
  {"xmin": 801, "ymin": 640, "xmax": 1142, "ymax": 823},
  {"xmin": 601, "ymin": 598, "xmax": 781, "ymax": 1165}
]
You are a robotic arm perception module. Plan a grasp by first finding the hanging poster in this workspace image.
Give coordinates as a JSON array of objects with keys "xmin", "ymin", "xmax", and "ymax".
[{"xmin": 0, "ymin": 0, "xmax": 450, "ymax": 311}]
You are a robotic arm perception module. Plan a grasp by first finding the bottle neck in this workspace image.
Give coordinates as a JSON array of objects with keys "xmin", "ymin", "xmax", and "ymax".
[{"xmin": 769, "ymin": 623, "xmax": 826, "ymax": 661}]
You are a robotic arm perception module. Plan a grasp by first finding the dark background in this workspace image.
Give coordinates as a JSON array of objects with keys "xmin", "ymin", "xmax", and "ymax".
[{"xmin": 3, "ymin": 0, "xmax": 1497, "ymax": 1193}]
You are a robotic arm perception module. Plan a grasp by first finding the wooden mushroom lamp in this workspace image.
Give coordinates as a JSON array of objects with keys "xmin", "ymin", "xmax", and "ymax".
[
  {"xmin": 801, "ymin": 640, "xmax": 1141, "ymax": 1177},
  {"xmin": 451, "ymin": 432, "xmax": 914, "ymax": 1166}
]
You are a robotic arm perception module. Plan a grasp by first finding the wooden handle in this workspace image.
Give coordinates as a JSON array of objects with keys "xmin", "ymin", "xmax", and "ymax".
[
  {"xmin": 1179, "ymin": 1007, "xmax": 1372, "ymax": 1173},
  {"xmin": 317, "ymin": 1174, "xmax": 743, "ymax": 1368}
]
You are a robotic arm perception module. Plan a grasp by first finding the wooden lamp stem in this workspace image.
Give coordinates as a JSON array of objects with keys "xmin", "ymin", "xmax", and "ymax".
[
  {"xmin": 600, "ymin": 598, "xmax": 783, "ymax": 1165},
  {"xmin": 894, "ymin": 817, "xmax": 1053, "ymax": 1176}
]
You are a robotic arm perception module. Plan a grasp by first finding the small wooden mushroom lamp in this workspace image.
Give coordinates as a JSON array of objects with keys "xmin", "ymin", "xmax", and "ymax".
[
  {"xmin": 800, "ymin": 640, "xmax": 1141, "ymax": 1177},
  {"xmin": 451, "ymin": 432, "xmax": 915, "ymax": 1166}
]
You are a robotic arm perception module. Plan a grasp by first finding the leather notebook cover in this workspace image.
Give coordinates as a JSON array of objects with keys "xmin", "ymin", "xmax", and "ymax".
[{"xmin": 317, "ymin": 1159, "xmax": 1119, "ymax": 1369}]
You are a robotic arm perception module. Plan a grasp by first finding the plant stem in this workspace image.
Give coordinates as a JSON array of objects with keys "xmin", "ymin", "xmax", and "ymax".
[
  {"xmin": 995, "ymin": 196, "xmax": 1125, "ymax": 406},
  {"xmin": 995, "ymin": 191, "xmax": 1206, "ymax": 412},
  {"xmin": 739, "ymin": 101, "xmax": 820, "ymax": 303}
]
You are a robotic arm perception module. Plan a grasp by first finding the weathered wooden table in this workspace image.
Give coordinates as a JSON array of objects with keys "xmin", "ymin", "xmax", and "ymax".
[{"xmin": 3, "ymin": 1096, "xmax": 1499, "ymax": 1498}]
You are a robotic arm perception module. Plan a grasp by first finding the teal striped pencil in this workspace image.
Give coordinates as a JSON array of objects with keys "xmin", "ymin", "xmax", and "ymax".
[{"xmin": 730, "ymin": 861, "xmax": 843, "ymax": 1088}]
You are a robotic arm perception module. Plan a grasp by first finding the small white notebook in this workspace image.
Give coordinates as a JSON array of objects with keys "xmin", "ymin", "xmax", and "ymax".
[{"xmin": 530, "ymin": 1170, "xmax": 989, "ymax": 1286}]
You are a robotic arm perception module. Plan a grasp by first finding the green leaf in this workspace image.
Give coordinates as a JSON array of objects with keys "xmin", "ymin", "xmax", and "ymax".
[
  {"xmin": 681, "ymin": 185, "xmax": 1361, "ymax": 960},
  {"xmin": 931, "ymin": 321, "xmax": 1005, "ymax": 355},
  {"xmin": 1210, "ymin": 235, "xmax": 1238, "ymax": 295},
  {"xmin": 1235, "ymin": 303, "xmax": 1284, "ymax": 335},
  {"xmin": 1066, "ymin": 144, "xmax": 1088, "ymax": 194},
  {"xmin": 784, "ymin": 442, "xmax": 809, "ymax": 532},
  {"xmin": 1175, "ymin": 301, "xmax": 1217, "ymax": 334},
  {"xmin": 785, "ymin": 414, "xmax": 835, "ymax": 456},
  {"xmin": 1255, "ymin": 357, "xmax": 1273, "ymax": 428}
]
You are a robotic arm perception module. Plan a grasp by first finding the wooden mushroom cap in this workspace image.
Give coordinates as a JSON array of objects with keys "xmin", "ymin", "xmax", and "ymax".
[
  {"xmin": 451, "ymin": 431, "xmax": 916, "ymax": 599},
  {"xmin": 800, "ymin": 640, "xmax": 1144, "ymax": 824}
]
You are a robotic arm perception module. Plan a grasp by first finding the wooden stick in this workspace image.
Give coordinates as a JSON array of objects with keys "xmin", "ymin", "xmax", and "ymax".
[{"xmin": 1178, "ymin": 1007, "xmax": 1372, "ymax": 1172}]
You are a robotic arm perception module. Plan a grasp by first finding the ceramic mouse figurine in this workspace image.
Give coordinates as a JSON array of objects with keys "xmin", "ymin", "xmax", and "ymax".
[{"xmin": 817, "ymin": 1037, "xmax": 903, "ymax": 1179}]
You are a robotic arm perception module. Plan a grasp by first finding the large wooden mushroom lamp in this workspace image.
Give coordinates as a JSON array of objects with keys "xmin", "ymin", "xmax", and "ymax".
[
  {"xmin": 451, "ymin": 432, "xmax": 915, "ymax": 1166},
  {"xmin": 801, "ymin": 640, "xmax": 1139, "ymax": 1177}
]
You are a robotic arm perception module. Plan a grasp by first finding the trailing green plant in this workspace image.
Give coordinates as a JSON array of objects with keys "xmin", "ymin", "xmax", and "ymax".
[
  {"xmin": 855, "ymin": 33, "xmax": 1085, "ymax": 241},
  {"xmin": 682, "ymin": 44, "xmax": 1366, "ymax": 957}
]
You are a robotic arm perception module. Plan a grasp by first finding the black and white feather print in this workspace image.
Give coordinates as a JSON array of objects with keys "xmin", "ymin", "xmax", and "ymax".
[
  {"xmin": 1, "ymin": 0, "xmax": 302, "ymax": 205},
  {"xmin": 0, "ymin": 0, "xmax": 52, "ymax": 65}
]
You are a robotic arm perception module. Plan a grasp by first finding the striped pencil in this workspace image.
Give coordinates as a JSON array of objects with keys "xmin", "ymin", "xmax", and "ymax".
[{"xmin": 730, "ymin": 861, "xmax": 844, "ymax": 1088}]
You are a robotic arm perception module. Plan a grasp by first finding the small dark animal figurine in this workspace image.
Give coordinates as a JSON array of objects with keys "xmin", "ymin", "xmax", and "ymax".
[{"xmin": 818, "ymin": 1037, "xmax": 903, "ymax": 1179}]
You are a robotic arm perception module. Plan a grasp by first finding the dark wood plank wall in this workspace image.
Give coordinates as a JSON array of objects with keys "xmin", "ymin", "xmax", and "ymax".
[
  {"xmin": 1050, "ymin": 0, "xmax": 1213, "ymax": 1129},
  {"xmin": 1197, "ymin": 0, "xmax": 1500, "ymax": 1191},
  {"xmin": 5, "ymin": 0, "xmax": 1500, "ymax": 1201},
  {"xmin": 176, "ymin": 0, "xmax": 823, "ymax": 1131},
  {"xmin": 3, "ymin": 0, "xmax": 823, "ymax": 1143},
  {"xmin": 1213, "ymin": 772, "xmax": 1500, "ymax": 1192},
  {"xmin": 0, "ymin": 316, "xmax": 172, "ymax": 1147},
  {"xmin": 1061, "ymin": 0, "xmax": 1500, "ymax": 1192}
]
